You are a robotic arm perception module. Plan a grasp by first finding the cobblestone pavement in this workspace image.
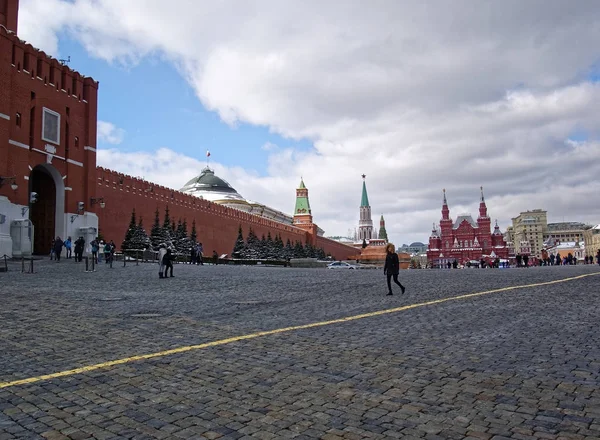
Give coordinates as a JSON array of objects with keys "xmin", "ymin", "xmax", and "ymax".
[{"xmin": 1, "ymin": 260, "xmax": 600, "ymax": 440}]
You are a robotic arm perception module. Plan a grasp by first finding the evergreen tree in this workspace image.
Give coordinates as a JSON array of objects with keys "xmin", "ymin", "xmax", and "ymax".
[
  {"xmin": 316, "ymin": 247, "xmax": 326, "ymax": 260},
  {"xmin": 232, "ymin": 225, "xmax": 246, "ymax": 257},
  {"xmin": 150, "ymin": 208, "xmax": 168, "ymax": 250},
  {"xmin": 275, "ymin": 234, "xmax": 285, "ymax": 259},
  {"xmin": 174, "ymin": 218, "xmax": 191, "ymax": 254},
  {"xmin": 182, "ymin": 219, "xmax": 188, "ymax": 239},
  {"xmin": 163, "ymin": 206, "xmax": 172, "ymax": 231},
  {"xmin": 136, "ymin": 217, "xmax": 151, "ymax": 250},
  {"xmin": 305, "ymin": 242, "xmax": 316, "ymax": 258},
  {"xmin": 121, "ymin": 209, "xmax": 137, "ymax": 251},
  {"xmin": 176, "ymin": 219, "xmax": 184, "ymax": 241},
  {"xmin": 265, "ymin": 232, "xmax": 278, "ymax": 260},
  {"xmin": 243, "ymin": 227, "xmax": 260, "ymax": 259},
  {"xmin": 258, "ymin": 234, "xmax": 268, "ymax": 259},
  {"xmin": 293, "ymin": 241, "xmax": 305, "ymax": 258},
  {"xmin": 284, "ymin": 238, "xmax": 294, "ymax": 260},
  {"xmin": 190, "ymin": 219, "xmax": 197, "ymax": 244}
]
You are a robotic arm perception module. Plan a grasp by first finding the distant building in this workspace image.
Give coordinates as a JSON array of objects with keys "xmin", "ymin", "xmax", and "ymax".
[
  {"xmin": 583, "ymin": 224, "xmax": 600, "ymax": 260},
  {"xmin": 546, "ymin": 240, "xmax": 585, "ymax": 262},
  {"xmin": 511, "ymin": 209, "xmax": 547, "ymax": 257},
  {"xmin": 544, "ymin": 222, "xmax": 590, "ymax": 247},
  {"xmin": 397, "ymin": 242, "xmax": 427, "ymax": 254},
  {"xmin": 427, "ymin": 188, "xmax": 508, "ymax": 267}
]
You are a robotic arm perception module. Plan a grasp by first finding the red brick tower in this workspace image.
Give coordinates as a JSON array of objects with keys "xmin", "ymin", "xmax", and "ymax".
[
  {"xmin": 440, "ymin": 189, "xmax": 452, "ymax": 249},
  {"xmin": 0, "ymin": 0, "xmax": 19, "ymax": 33}
]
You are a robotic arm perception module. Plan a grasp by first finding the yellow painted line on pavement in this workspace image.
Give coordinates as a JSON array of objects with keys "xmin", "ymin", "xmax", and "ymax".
[{"xmin": 1, "ymin": 272, "xmax": 599, "ymax": 390}]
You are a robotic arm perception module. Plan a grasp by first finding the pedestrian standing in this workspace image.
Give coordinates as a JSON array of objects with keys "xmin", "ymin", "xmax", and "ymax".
[
  {"xmin": 74, "ymin": 236, "xmax": 85, "ymax": 262},
  {"xmin": 64, "ymin": 237, "xmax": 72, "ymax": 259},
  {"xmin": 383, "ymin": 243, "xmax": 406, "ymax": 296},
  {"xmin": 197, "ymin": 243, "xmax": 204, "ymax": 265},
  {"xmin": 103, "ymin": 241, "xmax": 112, "ymax": 264},
  {"xmin": 53, "ymin": 236, "xmax": 64, "ymax": 262},
  {"xmin": 163, "ymin": 248, "xmax": 175, "ymax": 278},
  {"xmin": 91, "ymin": 238, "xmax": 99, "ymax": 264}
]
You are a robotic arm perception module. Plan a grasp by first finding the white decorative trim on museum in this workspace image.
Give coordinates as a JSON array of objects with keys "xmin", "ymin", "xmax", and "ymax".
[
  {"xmin": 9, "ymin": 139, "xmax": 30, "ymax": 150},
  {"xmin": 0, "ymin": 113, "xmax": 10, "ymax": 120},
  {"xmin": 84, "ymin": 146, "xmax": 96, "ymax": 152}
]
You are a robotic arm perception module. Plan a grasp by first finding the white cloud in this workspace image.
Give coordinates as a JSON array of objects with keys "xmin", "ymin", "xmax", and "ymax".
[
  {"xmin": 19, "ymin": 0, "xmax": 600, "ymax": 244},
  {"xmin": 97, "ymin": 121, "xmax": 125, "ymax": 145}
]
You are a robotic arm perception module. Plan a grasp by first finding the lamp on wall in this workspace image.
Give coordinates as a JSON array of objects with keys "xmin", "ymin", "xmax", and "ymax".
[
  {"xmin": 70, "ymin": 201, "xmax": 85, "ymax": 223},
  {"xmin": 0, "ymin": 176, "xmax": 18, "ymax": 191},
  {"xmin": 90, "ymin": 197, "xmax": 105, "ymax": 209}
]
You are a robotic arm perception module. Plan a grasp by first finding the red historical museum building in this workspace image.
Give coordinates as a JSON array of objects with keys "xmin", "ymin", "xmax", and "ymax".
[{"xmin": 427, "ymin": 188, "xmax": 509, "ymax": 267}]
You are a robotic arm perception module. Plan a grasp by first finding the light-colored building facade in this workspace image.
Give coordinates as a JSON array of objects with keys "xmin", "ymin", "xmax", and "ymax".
[
  {"xmin": 583, "ymin": 224, "xmax": 600, "ymax": 260},
  {"xmin": 511, "ymin": 209, "xmax": 548, "ymax": 257},
  {"xmin": 544, "ymin": 222, "xmax": 590, "ymax": 247}
]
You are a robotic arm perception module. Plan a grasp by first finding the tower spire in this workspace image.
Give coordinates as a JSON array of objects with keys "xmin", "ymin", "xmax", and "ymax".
[
  {"xmin": 358, "ymin": 174, "xmax": 373, "ymax": 242},
  {"xmin": 361, "ymin": 174, "xmax": 369, "ymax": 207},
  {"xmin": 441, "ymin": 188, "xmax": 450, "ymax": 220},
  {"xmin": 478, "ymin": 185, "xmax": 488, "ymax": 219}
]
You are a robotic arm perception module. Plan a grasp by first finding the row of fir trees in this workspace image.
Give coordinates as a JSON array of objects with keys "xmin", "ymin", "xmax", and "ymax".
[
  {"xmin": 232, "ymin": 226, "xmax": 328, "ymax": 260},
  {"xmin": 121, "ymin": 207, "xmax": 198, "ymax": 253},
  {"xmin": 122, "ymin": 207, "xmax": 330, "ymax": 260}
]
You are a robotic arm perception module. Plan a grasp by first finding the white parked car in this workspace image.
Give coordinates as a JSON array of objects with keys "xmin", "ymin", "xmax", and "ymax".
[{"xmin": 327, "ymin": 261, "xmax": 358, "ymax": 269}]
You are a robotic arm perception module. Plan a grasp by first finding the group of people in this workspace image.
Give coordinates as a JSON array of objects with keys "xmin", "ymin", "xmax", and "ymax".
[
  {"xmin": 50, "ymin": 236, "xmax": 86, "ymax": 262},
  {"xmin": 189, "ymin": 242, "xmax": 204, "ymax": 265},
  {"xmin": 90, "ymin": 238, "xmax": 116, "ymax": 264},
  {"xmin": 50, "ymin": 236, "xmax": 116, "ymax": 265}
]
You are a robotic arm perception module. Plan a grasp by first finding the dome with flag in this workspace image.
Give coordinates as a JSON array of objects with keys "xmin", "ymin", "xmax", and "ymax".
[{"xmin": 180, "ymin": 166, "xmax": 294, "ymax": 225}]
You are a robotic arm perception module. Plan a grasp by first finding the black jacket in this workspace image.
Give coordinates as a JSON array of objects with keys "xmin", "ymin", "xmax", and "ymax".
[{"xmin": 384, "ymin": 252, "xmax": 399, "ymax": 275}]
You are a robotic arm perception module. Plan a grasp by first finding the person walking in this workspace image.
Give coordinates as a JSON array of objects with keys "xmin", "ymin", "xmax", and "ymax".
[
  {"xmin": 74, "ymin": 236, "xmax": 85, "ymax": 262},
  {"xmin": 103, "ymin": 241, "xmax": 112, "ymax": 264},
  {"xmin": 64, "ymin": 236, "xmax": 72, "ymax": 259},
  {"xmin": 91, "ymin": 238, "xmax": 99, "ymax": 264},
  {"xmin": 53, "ymin": 236, "xmax": 64, "ymax": 262},
  {"xmin": 383, "ymin": 243, "xmax": 406, "ymax": 296},
  {"xmin": 163, "ymin": 248, "xmax": 175, "ymax": 278}
]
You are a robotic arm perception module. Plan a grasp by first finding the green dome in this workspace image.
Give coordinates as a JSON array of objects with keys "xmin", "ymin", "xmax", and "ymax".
[{"xmin": 181, "ymin": 167, "xmax": 239, "ymax": 194}]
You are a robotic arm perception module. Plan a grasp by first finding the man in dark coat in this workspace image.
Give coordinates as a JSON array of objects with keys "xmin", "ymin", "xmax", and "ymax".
[
  {"xmin": 74, "ymin": 237, "xmax": 85, "ymax": 262},
  {"xmin": 383, "ymin": 243, "xmax": 406, "ymax": 296},
  {"xmin": 53, "ymin": 237, "xmax": 64, "ymax": 262}
]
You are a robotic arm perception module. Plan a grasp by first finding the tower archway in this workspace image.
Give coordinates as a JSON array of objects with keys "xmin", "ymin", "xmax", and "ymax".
[{"xmin": 29, "ymin": 164, "xmax": 65, "ymax": 254}]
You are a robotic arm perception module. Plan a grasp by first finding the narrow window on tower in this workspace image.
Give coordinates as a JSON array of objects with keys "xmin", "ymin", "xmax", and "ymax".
[
  {"xmin": 15, "ymin": 112, "xmax": 21, "ymax": 127},
  {"xmin": 49, "ymin": 66, "xmax": 55, "ymax": 85},
  {"xmin": 37, "ymin": 59, "xmax": 42, "ymax": 77},
  {"xmin": 41, "ymin": 107, "xmax": 60, "ymax": 145},
  {"xmin": 74, "ymin": 136, "xmax": 79, "ymax": 149}
]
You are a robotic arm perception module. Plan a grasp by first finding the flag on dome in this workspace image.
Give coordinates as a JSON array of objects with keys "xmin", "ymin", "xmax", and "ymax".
[{"xmin": 206, "ymin": 150, "xmax": 211, "ymax": 157}]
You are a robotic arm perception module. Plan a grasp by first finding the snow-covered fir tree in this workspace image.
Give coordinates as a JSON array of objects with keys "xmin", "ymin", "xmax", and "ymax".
[{"xmin": 232, "ymin": 225, "xmax": 246, "ymax": 257}]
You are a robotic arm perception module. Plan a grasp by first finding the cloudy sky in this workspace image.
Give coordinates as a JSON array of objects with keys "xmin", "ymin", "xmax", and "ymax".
[{"xmin": 18, "ymin": 0, "xmax": 600, "ymax": 245}]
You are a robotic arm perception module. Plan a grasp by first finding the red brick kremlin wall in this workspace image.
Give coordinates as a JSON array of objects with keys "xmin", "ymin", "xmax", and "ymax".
[{"xmin": 95, "ymin": 168, "xmax": 356, "ymax": 260}]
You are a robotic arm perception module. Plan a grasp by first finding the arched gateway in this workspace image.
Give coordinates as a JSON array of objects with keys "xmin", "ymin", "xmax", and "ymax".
[{"xmin": 29, "ymin": 164, "xmax": 65, "ymax": 254}]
